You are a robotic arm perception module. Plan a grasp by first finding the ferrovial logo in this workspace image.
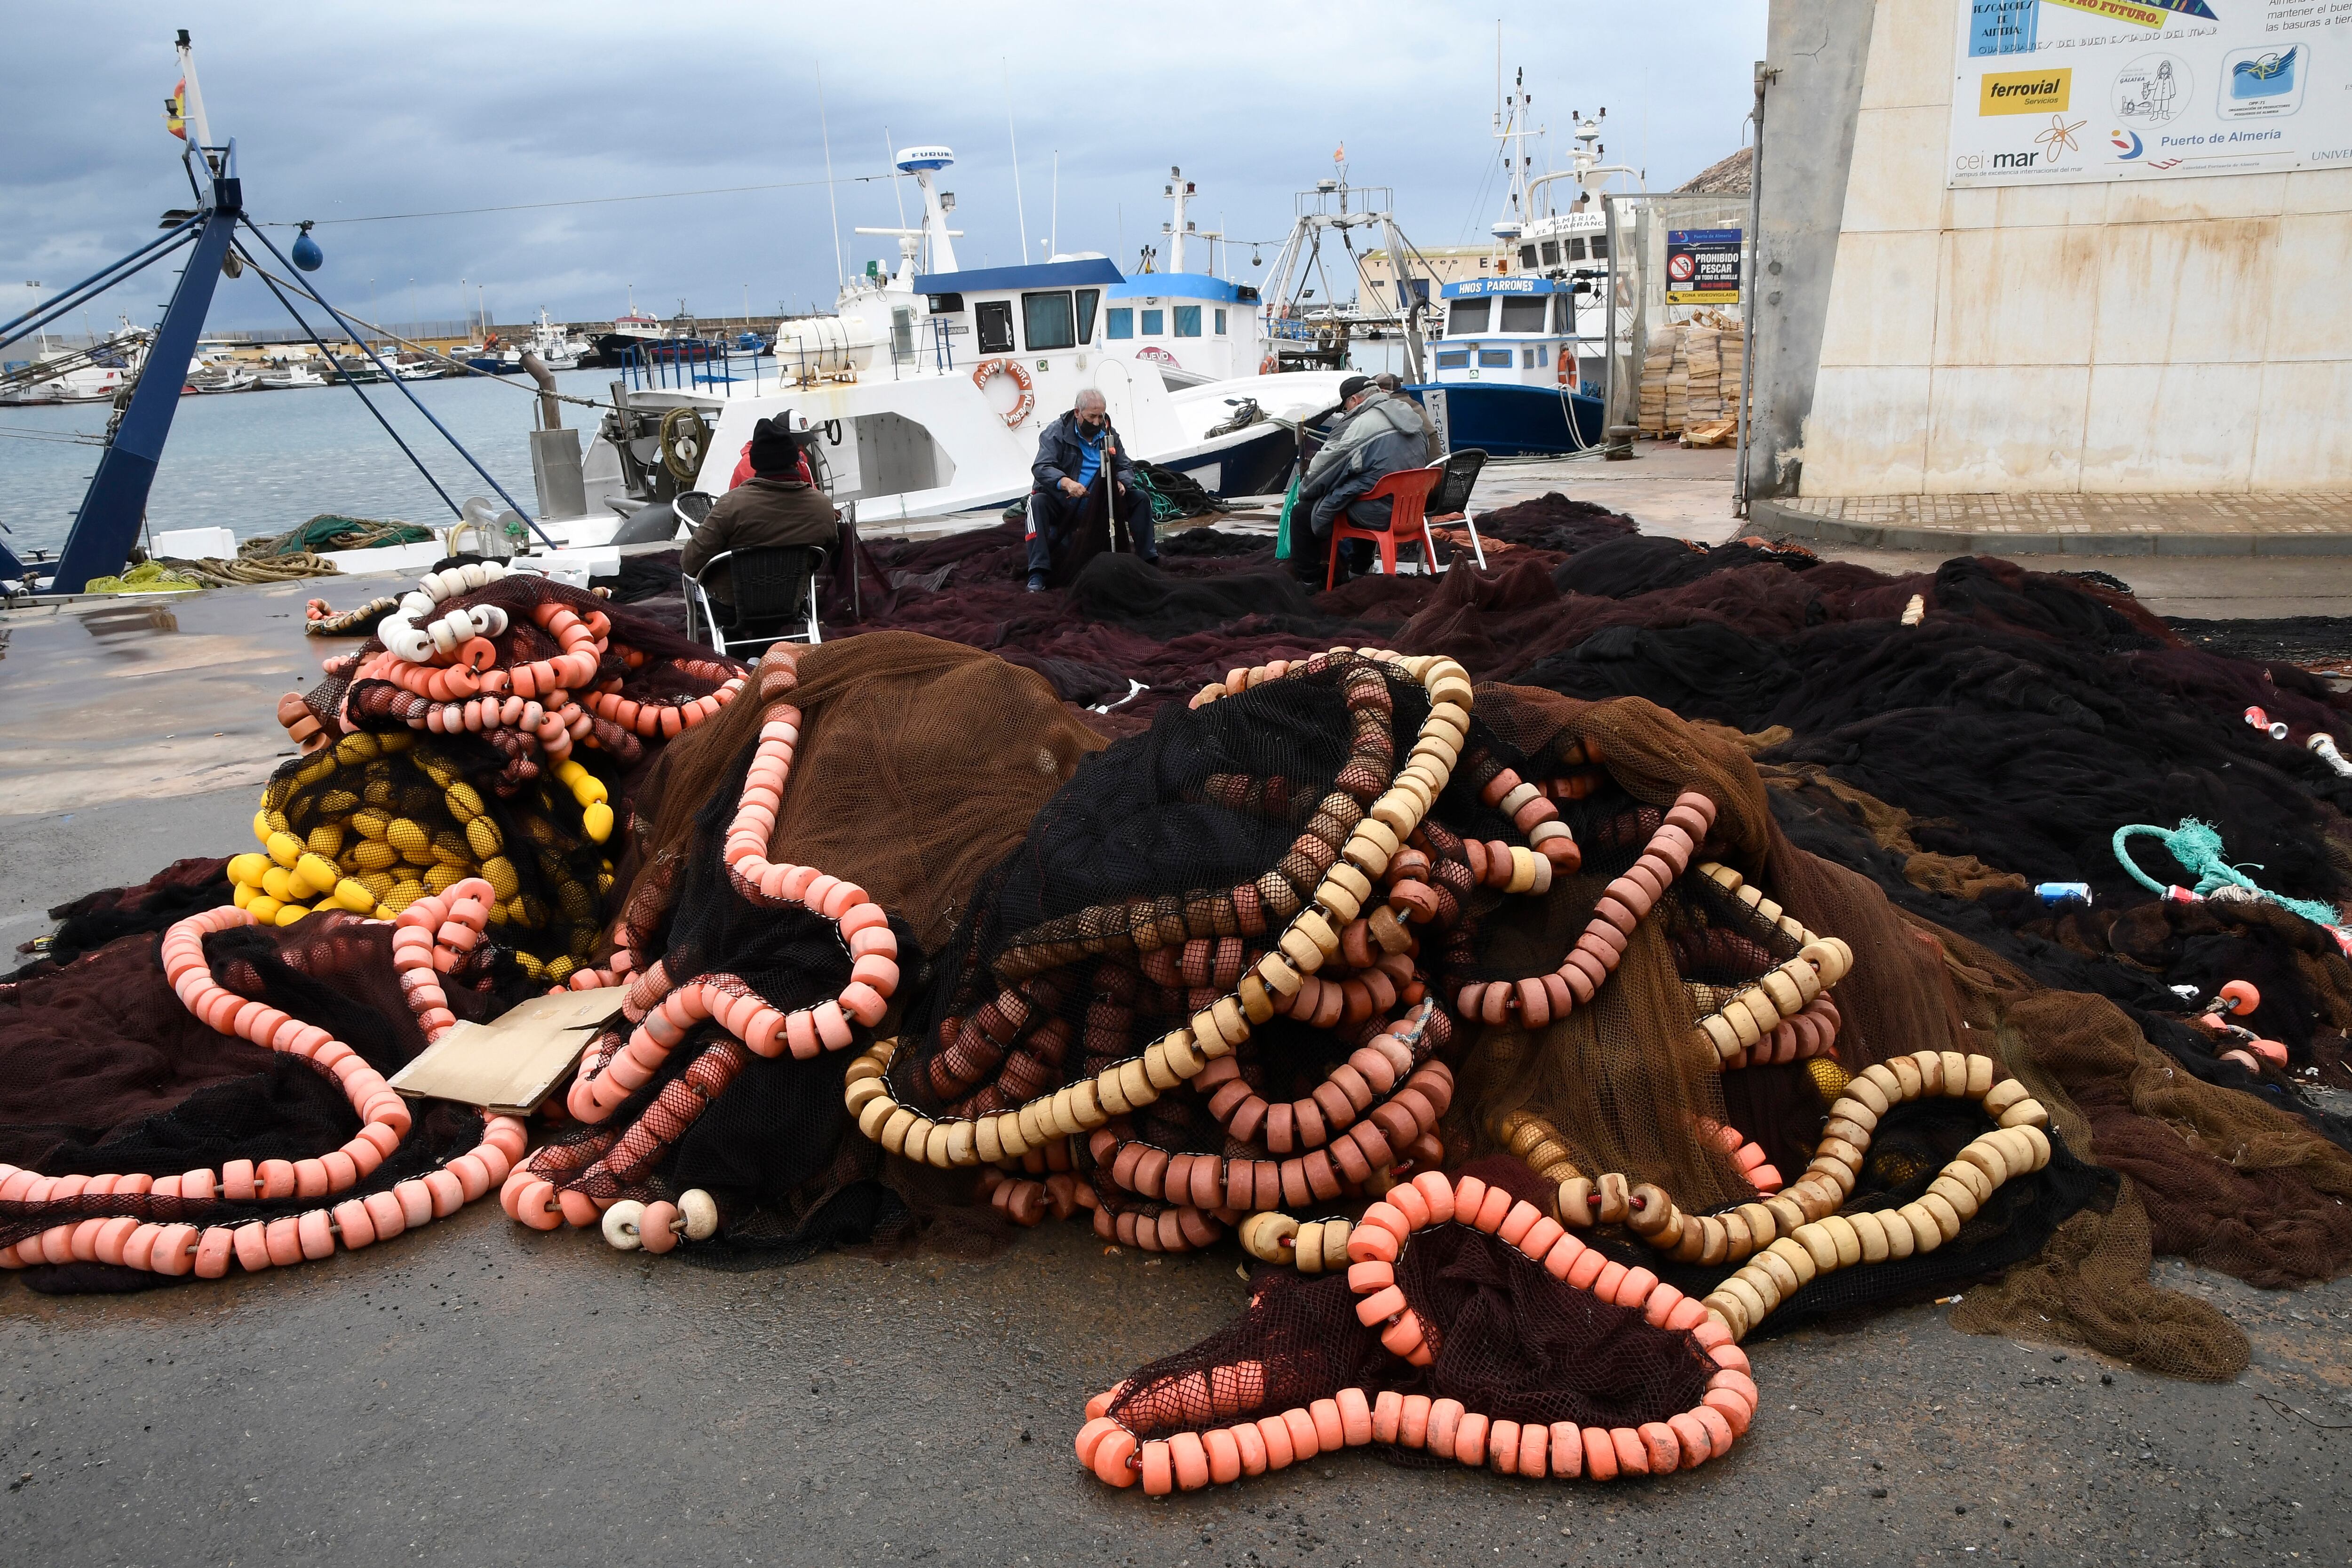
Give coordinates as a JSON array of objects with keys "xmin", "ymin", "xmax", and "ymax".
[{"xmin": 1979, "ymin": 67, "xmax": 2073, "ymax": 116}]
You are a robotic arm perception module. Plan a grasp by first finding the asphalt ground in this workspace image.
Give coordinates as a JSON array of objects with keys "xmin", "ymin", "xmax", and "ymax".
[{"xmin": 5, "ymin": 782, "xmax": 2352, "ymax": 1568}]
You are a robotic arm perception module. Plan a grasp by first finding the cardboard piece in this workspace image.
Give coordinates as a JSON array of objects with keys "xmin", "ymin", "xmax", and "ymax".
[{"xmin": 387, "ymin": 986, "xmax": 627, "ymax": 1114}]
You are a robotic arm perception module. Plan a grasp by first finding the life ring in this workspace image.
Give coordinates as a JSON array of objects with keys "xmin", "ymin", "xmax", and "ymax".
[
  {"xmin": 1260, "ymin": 355, "xmax": 1279, "ymax": 376},
  {"xmin": 1557, "ymin": 355, "xmax": 1571, "ymax": 387},
  {"xmin": 973, "ymin": 358, "xmax": 1035, "ymax": 429}
]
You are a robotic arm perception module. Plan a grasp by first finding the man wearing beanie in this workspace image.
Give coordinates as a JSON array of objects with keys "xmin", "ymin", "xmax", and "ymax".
[
  {"xmin": 682, "ymin": 415, "xmax": 838, "ymax": 617},
  {"xmin": 1294, "ymin": 374, "xmax": 1426, "ymax": 584}
]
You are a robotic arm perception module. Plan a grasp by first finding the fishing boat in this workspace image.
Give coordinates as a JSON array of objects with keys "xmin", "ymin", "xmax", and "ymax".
[
  {"xmin": 1400, "ymin": 78, "xmax": 1635, "ymax": 455},
  {"xmin": 526, "ymin": 310, "xmax": 587, "ymax": 371},
  {"xmin": 185, "ymin": 364, "xmax": 259, "ymax": 393},
  {"xmin": 519, "ymin": 145, "xmax": 1342, "ymax": 543},
  {"xmin": 258, "ymin": 359, "xmax": 329, "ymax": 390},
  {"xmin": 331, "ymin": 356, "xmax": 389, "ymax": 384}
]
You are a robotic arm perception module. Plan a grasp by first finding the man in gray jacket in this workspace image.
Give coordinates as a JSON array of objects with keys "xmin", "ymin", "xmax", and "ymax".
[{"xmin": 1296, "ymin": 375, "xmax": 1428, "ymax": 581}]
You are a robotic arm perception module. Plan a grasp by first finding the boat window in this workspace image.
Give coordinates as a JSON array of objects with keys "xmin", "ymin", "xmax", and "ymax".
[
  {"xmin": 1566, "ymin": 237, "xmax": 1586, "ymax": 261},
  {"xmin": 1477, "ymin": 349, "xmax": 1513, "ymax": 368},
  {"xmin": 1524, "ymin": 346, "xmax": 1547, "ymax": 368},
  {"xmin": 1446, "ymin": 298, "xmax": 1489, "ymax": 334},
  {"xmin": 890, "ymin": 307, "xmax": 916, "ymax": 362},
  {"xmin": 1498, "ymin": 297, "xmax": 1549, "ymax": 334},
  {"xmin": 1539, "ymin": 240, "xmax": 1558, "ymax": 266},
  {"xmin": 1106, "ymin": 308, "xmax": 1134, "ymax": 339},
  {"xmin": 1076, "ymin": 289, "xmax": 1100, "ymax": 345},
  {"xmin": 926, "ymin": 292, "xmax": 965, "ymax": 312},
  {"xmin": 1589, "ymin": 233, "xmax": 1609, "ymax": 260},
  {"xmin": 977, "ymin": 300, "xmax": 1016, "ymax": 354},
  {"xmin": 1022, "ymin": 291, "xmax": 1077, "ymax": 351},
  {"xmin": 1214, "ymin": 309, "xmax": 1227, "ymax": 335},
  {"xmin": 1141, "ymin": 309, "xmax": 1164, "ymax": 335},
  {"xmin": 1553, "ymin": 295, "xmax": 1576, "ymax": 334},
  {"xmin": 1173, "ymin": 305, "xmax": 1201, "ymax": 338},
  {"xmin": 1519, "ymin": 245, "xmax": 1538, "ymax": 270},
  {"xmin": 1435, "ymin": 349, "xmax": 1470, "ymax": 369}
]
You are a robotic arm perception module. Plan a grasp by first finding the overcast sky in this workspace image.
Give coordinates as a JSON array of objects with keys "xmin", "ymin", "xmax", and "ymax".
[{"xmin": 5, "ymin": 1, "xmax": 1767, "ymax": 334}]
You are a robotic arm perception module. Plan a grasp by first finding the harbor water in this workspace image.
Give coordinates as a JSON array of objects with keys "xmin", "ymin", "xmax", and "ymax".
[{"xmin": 1, "ymin": 368, "xmax": 634, "ymax": 557}]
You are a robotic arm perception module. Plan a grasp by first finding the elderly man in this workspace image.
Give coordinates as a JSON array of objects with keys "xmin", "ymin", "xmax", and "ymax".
[
  {"xmin": 1374, "ymin": 372, "xmax": 1442, "ymax": 461},
  {"xmin": 682, "ymin": 415, "xmax": 836, "ymax": 619},
  {"xmin": 1026, "ymin": 388, "xmax": 1155, "ymax": 592},
  {"xmin": 1295, "ymin": 374, "xmax": 1428, "ymax": 583}
]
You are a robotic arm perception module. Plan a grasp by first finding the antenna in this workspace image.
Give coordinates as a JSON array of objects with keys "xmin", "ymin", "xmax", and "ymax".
[
  {"xmin": 816, "ymin": 61, "xmax": 844, "ymax": 287},
  {"xmin": 1003, "ymin": 60, "xmax": 1030, "ymax": 263}
]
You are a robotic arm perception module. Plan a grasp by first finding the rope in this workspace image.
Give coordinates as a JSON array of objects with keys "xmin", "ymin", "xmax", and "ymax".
[{"xmin": 2112, "ymin": 817, "xmax": 2342, "ymax": 927}]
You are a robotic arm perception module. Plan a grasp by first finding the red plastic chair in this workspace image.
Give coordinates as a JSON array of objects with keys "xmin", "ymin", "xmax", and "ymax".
[{"xmin": 1325, "ymin": 466, "xmax": 1446, "ymax": 589}]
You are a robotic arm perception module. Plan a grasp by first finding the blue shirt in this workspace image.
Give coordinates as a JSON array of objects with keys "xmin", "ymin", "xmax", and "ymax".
[{"xmin": 1074, "ymin": 426, "xmax": 1106, "ymax": 489}]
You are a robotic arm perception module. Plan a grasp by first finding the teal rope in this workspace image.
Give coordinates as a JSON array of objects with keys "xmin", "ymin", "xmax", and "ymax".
[{"xmin": 2112, "ymin": 817, "xmax": 2340, "ymax": 926}]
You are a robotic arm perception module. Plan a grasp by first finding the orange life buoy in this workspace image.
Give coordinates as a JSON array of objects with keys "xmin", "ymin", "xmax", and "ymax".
[
  {"xmin": 1260, "ymin": 355, "xmax": 1278, "ymax": 376},
  {"xmin": 972, "ymin": 358, "xmax": 1035, "ymax": 429},
  {"xmin": 1557, "ymin": 355, "xmax": 1571, "ymax": 387}
]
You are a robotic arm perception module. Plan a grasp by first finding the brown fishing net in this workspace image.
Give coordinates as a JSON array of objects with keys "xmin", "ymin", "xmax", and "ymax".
[
  {"xmin": 0, "ymin": 913, "xmax": 506, "ymax": 1288},
  {"xmin": 519, "ymin": 632, "xmax": 1105, "ymax": 1257}
]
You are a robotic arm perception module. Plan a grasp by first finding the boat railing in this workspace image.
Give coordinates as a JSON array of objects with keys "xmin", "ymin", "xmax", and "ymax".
[{"xmin": 620, "ymin": 342, "xmax": 773, "ymax": 396}]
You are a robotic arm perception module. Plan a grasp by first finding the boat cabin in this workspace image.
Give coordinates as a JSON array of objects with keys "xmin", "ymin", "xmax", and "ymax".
[
  {"xmin": 1100, "ymin": 273, "xmax": 1263, "ymax": 384},
  {"xmin": 1431, "ymin": 275, "xmax": 1595, "ymax": 393}
]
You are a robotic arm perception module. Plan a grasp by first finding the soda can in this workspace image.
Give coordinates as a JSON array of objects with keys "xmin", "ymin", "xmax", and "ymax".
[{"xmin": 2035, "ymin": 882, "xmax": 2093, "ymax": 907}]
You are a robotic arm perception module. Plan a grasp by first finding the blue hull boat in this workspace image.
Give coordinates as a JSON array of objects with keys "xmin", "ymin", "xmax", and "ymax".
[{"xmin": 1404, "ymin": 380, "xmax": 1604, "ymax": 457}]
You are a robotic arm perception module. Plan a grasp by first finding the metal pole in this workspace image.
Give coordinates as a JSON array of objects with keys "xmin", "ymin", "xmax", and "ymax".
[
  {"xmin": 0, "ymin": 218, "xmax": 199, "ymax": 346},
  {"xmin": 1733, "ymin": 63, "xmax": 1769, "ymax": 519},
  {"xmin": 46, "ymin": 203, "xmax": 238, "ymax": 592}
]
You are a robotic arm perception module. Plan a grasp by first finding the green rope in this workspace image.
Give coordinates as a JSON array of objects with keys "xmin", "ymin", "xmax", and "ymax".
[{"xmin": 2112, "ymin": 817, "xmax": 2340, "ymax": 926}]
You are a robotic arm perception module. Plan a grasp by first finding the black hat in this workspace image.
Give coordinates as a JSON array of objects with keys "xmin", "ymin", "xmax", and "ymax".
[
  {"xmin": 748, "ymin": 415, "xmax": 801, "ymax": 476},
  {"xmin": 1338, "ymin": 374, "xmax": 1374, "ymax": 402}
]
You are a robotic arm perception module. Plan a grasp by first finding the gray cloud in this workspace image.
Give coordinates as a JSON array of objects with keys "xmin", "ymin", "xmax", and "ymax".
[{"xmin": 2, "ymin": 0, "xmax": 1767, "ymax": 331}]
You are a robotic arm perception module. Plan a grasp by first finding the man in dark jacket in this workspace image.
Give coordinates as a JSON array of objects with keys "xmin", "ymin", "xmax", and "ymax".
[
  {"xmin": 682, "ymin": 415, "xmax": 836, "ymax": 617},
  {"xmin": 1025, "ymin": 389, "xmax": 1155, "ymax": 592},
  {"xmin": 1296, "ymin": 375, "xmax": 1428, "ymax": 581}
]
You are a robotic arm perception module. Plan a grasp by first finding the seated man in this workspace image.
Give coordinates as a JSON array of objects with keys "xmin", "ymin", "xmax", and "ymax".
[
  {"xmin": 1026, "ymin": 389, "xmax": 1156, "ymax": 593},
  {"xmin": 1295, "ymin": 375, "xmax": 1429, "ymax": 583},
  {"xmin": 681, "ymin": 415, "xmax": 836, "ymax": 623}
]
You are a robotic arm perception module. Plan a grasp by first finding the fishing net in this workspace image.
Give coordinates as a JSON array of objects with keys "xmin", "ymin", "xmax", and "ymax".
[
  {"xmin": 6, "ymin": 856, "xmax": 232, "ymax": 981},
  {"xmin": 1095, "ymin": 1159, "xmax": 1722, "ymax": 1465},
  {"xmin": 509, "ymin": 632, "xmax": 1105, "ymax": 1257},
  {"xmin": 0, "ymin": 910, "xmax": 511, "ymax": 1290}
]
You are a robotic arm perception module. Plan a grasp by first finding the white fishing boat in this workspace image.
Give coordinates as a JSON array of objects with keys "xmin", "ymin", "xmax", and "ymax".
[
  {"xmin": 185, "ymin": 365, "xmax": 259, "ymax": 394},
  {"xmin": 259, "ymin": 359, "xmax": 329, "ymax": 390},
  {"xmin": 547, "ymin": 146, "xmax": 1344, "ymax": 533},
  {"xmin": 526, "ymin": 310, "xmax": 588, "ymax": 371}
]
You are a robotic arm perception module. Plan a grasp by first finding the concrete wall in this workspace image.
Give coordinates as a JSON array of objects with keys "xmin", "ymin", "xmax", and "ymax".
[
  {"xmin": 1744, "ymin": 0, "xmax": 1878, "ymax": 501},
  {"xmin": 1798, "ymin": 0, "xmax": 2352, "ymax": 497}
]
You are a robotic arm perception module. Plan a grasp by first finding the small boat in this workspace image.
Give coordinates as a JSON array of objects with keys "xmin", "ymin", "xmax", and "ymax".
[
  {"xmin": 392, "ymin": 357, "xmax": 446, "ymax": 382},
  {"xmin": 258, "ymin": 360, "xmax": 329, "ymax": 390},
  {"xmin": 185, "ymin": 366, "xmax": 260, "ymax": 394},
  {"xmin": 525, "ymin": 310, "xmax": 587, "ymax": 371},
  {"xmin": 332, "ymin": 357, "xmax": 390, "ymax": 384}
]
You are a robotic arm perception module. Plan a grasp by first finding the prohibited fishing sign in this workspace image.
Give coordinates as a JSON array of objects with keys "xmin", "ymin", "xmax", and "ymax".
[{"xmin": 1665, "ymin": 229, "xmax": 1742, "ymax": 304}]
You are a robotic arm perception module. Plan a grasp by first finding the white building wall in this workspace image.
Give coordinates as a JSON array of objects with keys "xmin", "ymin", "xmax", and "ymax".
[{"xmin": 1801, "ymin": 0, "xmax": 2352, "ymax": 497}]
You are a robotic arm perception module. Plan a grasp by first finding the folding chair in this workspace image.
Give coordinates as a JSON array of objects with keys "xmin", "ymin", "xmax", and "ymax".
[
  {"xmin": 1422, "ymin": 447, "xmax": 1488, "ymax": 569},
  {"xmin": 683, "ymin": 544, "xmax": 825, "ymax": 657},
  {"xmin": 1326, "ymin": 468, "xmax": 1445, "ymax": 590}
]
